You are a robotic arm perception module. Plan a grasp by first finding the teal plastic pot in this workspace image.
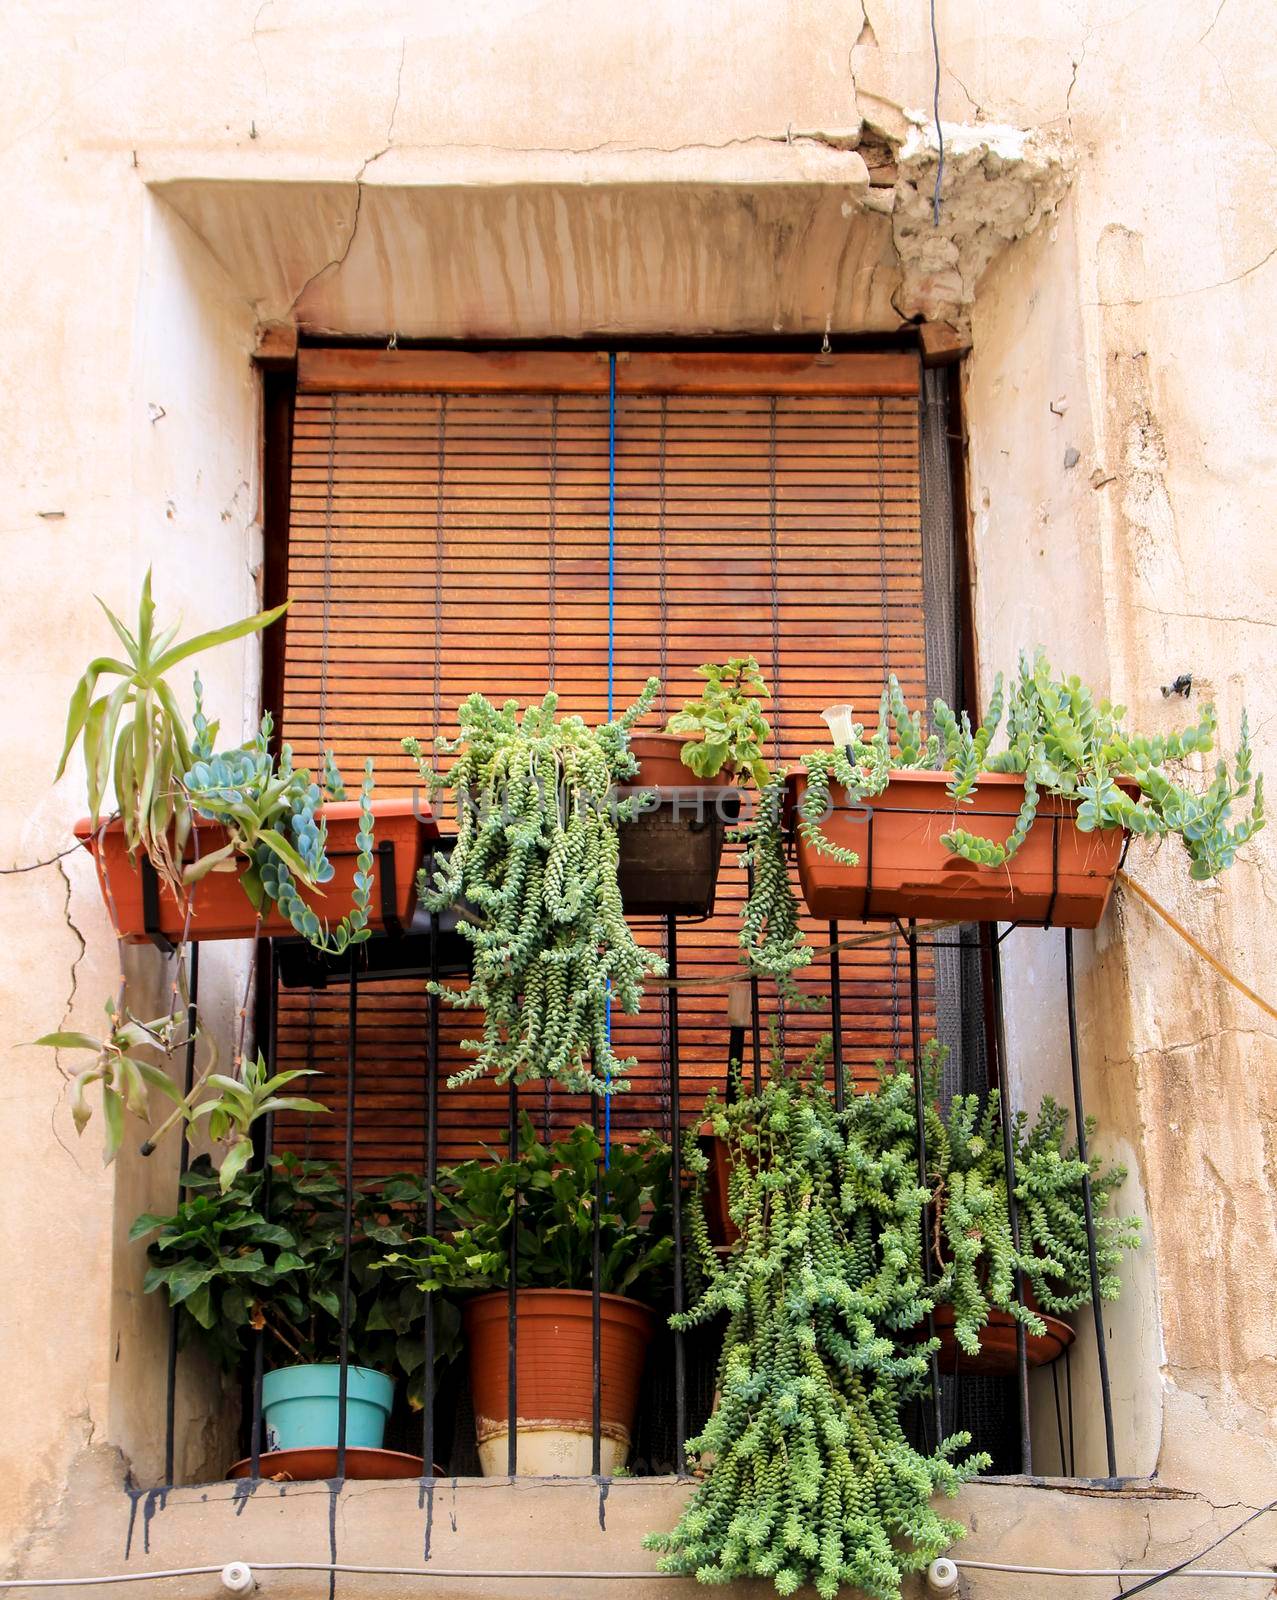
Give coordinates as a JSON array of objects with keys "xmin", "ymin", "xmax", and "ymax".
[{"xmin": 261, "ymin": 1364, "xmax": 394, "ymax": 1452}]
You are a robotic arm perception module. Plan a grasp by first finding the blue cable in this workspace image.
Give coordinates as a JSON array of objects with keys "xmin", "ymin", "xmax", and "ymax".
[{"xmin": 604, "ymin": 352, "xmax": 617, "ymax": 1162}]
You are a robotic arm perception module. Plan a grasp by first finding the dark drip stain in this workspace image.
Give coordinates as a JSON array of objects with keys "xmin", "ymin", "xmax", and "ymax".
[
  {"xmin": 420, "ymin": 1478, "xmax": 434, "ymax": 1561},
  {"xmin": 596, "ymin": 1475, "xmax": 609, "ymax": 1531},
  {"xmin": 123, "ymin": 1486, "xmax": 143, "ymax": 1561},
  {"xmin": 230, "ymin": 1478, "xmax": 256, "ymax": 1517},
  {"xmin": 449, "ymin": 1477, "xmax": 458, "ymax": 1532},
  {"xmin": 141, "ymin": 1488, "xmax": 168, "ymax": 1553}
]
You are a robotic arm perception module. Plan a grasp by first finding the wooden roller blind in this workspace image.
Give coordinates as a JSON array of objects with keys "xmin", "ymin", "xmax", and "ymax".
[{"xmin": 277, "ymin": 349, "xmax": 934, "ymax": 1174}]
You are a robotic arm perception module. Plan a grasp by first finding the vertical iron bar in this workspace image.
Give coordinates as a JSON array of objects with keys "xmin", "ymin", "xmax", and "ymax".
[
  {"xmin": 668, "ymin": 914, "xmax": 687, "ymax": 1473},
  {"xmin": 1065, "ymin": 927, "xmax": 1119, "ymax": 1479},
  {"xmin": 1052, "ymin": 1361, "xmax": 1067, "ymax": 1475},
  {"xmin": 248, "ymin": 941, "xmax": 277, "ymax": 1479},
  {"xmin": 591, "ymin": 1086, "xmax": 603, "ymax": 1476},
  {"xmin": 908, "ymin": 920, "xmax": 943, "ymax": 1448},
  {"xmin": 336, "ymin": 955, "xmax": 358, "ymax": 1478},
  {"xmin": 164, "ymin": 942, "xmax": 200, "ymax": 1485},
  {"xmin": 422, "ymin": 900, "xmax": 440, "ymax": 1476},
  {"xmin": 1065, "ymin": 1343, "xmax": 1076, "ymax": 1476},
  {"xmin": 829, "ymin": 922, "xmax": 845, "ymax": 1113},
  {"xmin": 988, "ymin": 930, "xmax": 1032, "ymax": 1474},
  {"xmin": 746, "ymin": 859, "xmax": 763, "ymax": 1094},
  {"xmin": 507, "ymin": 1076, "xmax": 519, "ymax": 1477}
]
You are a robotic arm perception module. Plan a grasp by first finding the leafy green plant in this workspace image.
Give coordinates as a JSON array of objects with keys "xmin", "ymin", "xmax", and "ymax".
[
  {"xmin": 31, "ymin": 997, "xmax": 196, "ymax": 1163},
  {"xmin": 379, "ymin": 1114, "xmax": 674, "ymax": 1304},
  {"xmin": 186, "ymin": 1051, "xmax": 328, "ymax": 1192},
  {"xmin": 666, "ymin": 656, "xmax": 773, "ymax": 787},
  {"xmin": 649, "ymin": 1043, "xmax": 987, "ymax": 1600},
  {"xmin": 403, "ymin": 682, "xmax": 667, "ymax": 1095},
  {"xmin": 184, "ymin": 695, "xmax": 377, "ymax": 955},
  {"xmin": 54, "ymin": 571, "xmax": 288, "ymax": 894},
  {"xmin": 132, "ymin": 1154, "xmax": 460, "ymax": 1398}
]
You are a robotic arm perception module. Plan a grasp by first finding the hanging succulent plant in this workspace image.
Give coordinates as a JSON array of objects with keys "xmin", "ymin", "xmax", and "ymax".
[
  {"xmin": 404, "ymin": 681, "xmax": 667, "ymax": 1096},
  {"xmin": 648, "ymin": 1041, "xmax": 989, "ymax": 1600}
]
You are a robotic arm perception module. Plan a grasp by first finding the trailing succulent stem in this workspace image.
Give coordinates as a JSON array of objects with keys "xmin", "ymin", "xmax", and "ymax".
[
  {"xmin": 737, "ymin": 772, "xmax": 810, "ymax": 989},
  {"xmin": 649, "ymin": 1041, "xmax": 988, "ymax": 1600},
  {"xmin": 404, "ymin": 681, "xmax": 667, "ymax": 1095}
]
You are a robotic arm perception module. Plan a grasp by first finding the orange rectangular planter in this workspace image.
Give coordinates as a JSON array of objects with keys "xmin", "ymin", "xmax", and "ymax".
[
  {"xmin": 74, "ymin": 799, "xmax": 436, "ymax": 944},
  {"xmin": 789, "ymin": 769, "xmax": 1131, "ymax": 929}
]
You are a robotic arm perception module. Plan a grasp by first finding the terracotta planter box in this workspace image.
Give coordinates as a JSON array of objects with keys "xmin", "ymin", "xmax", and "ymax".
[
  {"xmin": 463, "ymin": 1288, "xmax": 654, "ymax": 1477},
  {"xmin": 789, "ymin": 769, "xmax": 1133, "ymax": 929},
  {"xmin": 617, "ymin": 733, "xmax": 735, "ymax": 918},
  {"xmin": 74, "ymin": 799, "xmax": 434, "ymax": 945}
]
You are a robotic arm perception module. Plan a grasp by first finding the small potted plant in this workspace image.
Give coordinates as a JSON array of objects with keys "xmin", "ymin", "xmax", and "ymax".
[
  {"xmin": 58, "ymin": 573, "xmax": 430, "ymax": 945},
  {"xmin": 132, "ymin": 1152, "xmax": 459, "ymax": 1476},
  {"xmin": 789, "ymin": 653, "xmax": 1263, "ymax": 928},
  {"xmin": 618, "ymin": 656, "xmax": 770, "ymax": 916},
  {"xmin": 380, "ymin": 1115, "xmax": 673, "ymax": 1476}
]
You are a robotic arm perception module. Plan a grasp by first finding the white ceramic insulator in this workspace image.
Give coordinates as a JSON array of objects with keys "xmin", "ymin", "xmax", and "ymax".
[
  {"xmin": 926, "ymin": 1556, "xmax": 960, "ymax": 1595},
  {"xmin": 220, "ymin": 1563, "xmax": 255, "ymax": 1594}
]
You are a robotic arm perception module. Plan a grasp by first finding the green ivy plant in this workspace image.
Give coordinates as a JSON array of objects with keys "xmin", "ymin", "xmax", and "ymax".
[
  {"xmin": 648, "ymin": 1042, "xmax": 988, "ymax": 1600},
  {"xmin": 54, "ymin": 571, "xmax": 288, "ymax": 895},
  {"xmin": 184, "ymin": 691, "xmax": 377, "ymax": 956},
  {"xmin": 379, "ymin": 1114, "xmax": 673, "ymax": 1303},
  {"xmin": 132, "ymin": 1154, "xmax": 460, "ymax": 1399},
  {"xmin": 403, "ymin": 682, "xmax": 667, "ymax": 1095},
  {"xmin": 666, "ymin": 656, "xmax": 773, "ymax": 787}
]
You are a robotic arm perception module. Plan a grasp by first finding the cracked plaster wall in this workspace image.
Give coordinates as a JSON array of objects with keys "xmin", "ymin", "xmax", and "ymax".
[{"xmin": 2, "ymin": 0, "xmax": 1276, "ymax": 1589}]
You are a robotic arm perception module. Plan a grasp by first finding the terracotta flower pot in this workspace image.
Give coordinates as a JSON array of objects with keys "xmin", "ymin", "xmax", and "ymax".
[
  {"xmin": 700, "ymin": 1129, "xmax": 740, "ymax": 1248},
  {"xmin": 925, "ymin": 1293, "xmax": 1075, "ymax": 1375},
  {"xmin": 463, "ymin": 1288, "xmax": 655, "ymax": 1476},
  {"xmin": 628, "ymin": 730, "xmax": 732, "ymax": 789},
  {"xmin": 74, "ymin": 799, "xmax": 434, "ymax": 945},
  {"xmin": 789, "ymin": 769, "xmax": 1135, "ymax": 929},
  {"xmin": 226, "ymin": 1446, "xmax": 429, "ymax": 1482},
  {"xmin": 617, "ymin": 734, "xmax": 736, "ymax": 917}
]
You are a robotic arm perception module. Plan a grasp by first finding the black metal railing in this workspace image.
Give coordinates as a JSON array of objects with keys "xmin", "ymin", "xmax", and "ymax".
[{"xmin": 156, "ymin": 826, "xmax": 1123, "ymax": 1489}]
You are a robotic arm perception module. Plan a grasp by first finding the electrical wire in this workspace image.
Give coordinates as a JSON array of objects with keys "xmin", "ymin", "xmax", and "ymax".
[
  {"xmin": 929, "ymin": 0, "xmax": 944, "ymax": 224},
  {"xmin": 2, "ymin": 1557, "xmax": 1275, "ymax": 1590},
  {"xmin": 1106, "ymin": 1496, "xmax": 1277, "ymax": 1598}
]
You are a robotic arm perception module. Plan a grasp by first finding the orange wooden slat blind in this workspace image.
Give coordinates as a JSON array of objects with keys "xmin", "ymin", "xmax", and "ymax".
[{"xmin": 275, "ymin": 350, "xmax": 934, "ymax": 1176}]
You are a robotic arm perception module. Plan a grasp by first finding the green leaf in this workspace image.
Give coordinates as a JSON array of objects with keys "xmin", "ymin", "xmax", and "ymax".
[
  {"xmin": 101, "ymin": 1085, "xmax": 124, "ymax": 1164},
  {"xmin": 218, "ymin": 1140, "xmax": 254, "ymax": 1192},
  {"xmin": 152, "ymin": 601, "xmax": 290, "ymax": 676},
  {"xmin": 32, "ymin": 1031, "xmax": 103, "ymax": 1052}
]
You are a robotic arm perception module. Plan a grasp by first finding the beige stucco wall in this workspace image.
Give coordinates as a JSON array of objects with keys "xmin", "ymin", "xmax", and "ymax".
[{"xmin": 1, "ymin": 0, "xmax": 1274, "ymax": 1593}]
